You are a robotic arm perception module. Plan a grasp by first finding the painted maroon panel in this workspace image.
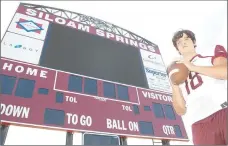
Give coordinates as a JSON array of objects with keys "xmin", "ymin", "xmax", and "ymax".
[{"xmin": 0, "ymin": 58, "xmax": 188, "ymax": 141}]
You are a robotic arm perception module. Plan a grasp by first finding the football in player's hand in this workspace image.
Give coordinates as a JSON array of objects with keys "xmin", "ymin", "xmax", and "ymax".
[{"xmin": 167, "ymin": 61, "xmax": 189, "ymax": 85}]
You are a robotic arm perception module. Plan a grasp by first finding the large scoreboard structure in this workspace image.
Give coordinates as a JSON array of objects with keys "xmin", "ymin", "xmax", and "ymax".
[{"xmin": 1, "ymin": 3, "xmax": 189, "ymax": 144}]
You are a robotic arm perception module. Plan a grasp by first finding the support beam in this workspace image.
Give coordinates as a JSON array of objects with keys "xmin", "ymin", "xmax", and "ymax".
[
  {"xmin": 0, "ymin": 125, "xmax": 9, "ymax": 145},
  {"xmin": 66, "ymin": 132, "xmax": 73, "ymax": 146},
  {"xmin": 162, "ymin": 139, "xmax": 170, "ymax": 145},
  {"xmin": 120, "ymin": 137, "xmax": 127, "ymax": 145}
]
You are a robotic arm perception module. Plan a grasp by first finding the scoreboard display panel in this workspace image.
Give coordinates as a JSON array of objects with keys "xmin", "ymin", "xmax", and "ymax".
[{"xmin": 0, "ymin": 3, "xmax": 188, "ymax": 141}]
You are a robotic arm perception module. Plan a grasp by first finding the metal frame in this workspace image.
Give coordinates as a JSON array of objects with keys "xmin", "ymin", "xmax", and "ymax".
[
  {"xmin": 162, "ymin": 139, "xmax": 170, "ymax": 145},
  {"xmin": 0, "ymin": 125, "xmax": 9, "ymax": 145},
  {"xmin": 66, "ymin": 132, "xmax": 73, "ymax": 145},
  {"xmin": 10, "ymin": 3, "xmax": 170, "ymax": 145},
  {"xmin": 20, "ymin": 3, "xmax": 159, "ymax": 50}
]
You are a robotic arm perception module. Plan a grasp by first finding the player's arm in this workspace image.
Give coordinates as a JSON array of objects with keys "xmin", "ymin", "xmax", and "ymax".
[
  {"xmin": 171, "ymin": 84, "xmax": 186, "ymax": 116},
  {"xmin": 191, "ymin": 45, "xmax": 227, "ymax": 80}
]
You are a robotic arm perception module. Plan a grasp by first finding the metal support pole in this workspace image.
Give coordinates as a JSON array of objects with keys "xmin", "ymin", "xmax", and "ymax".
[
  {"xmin": 162, "ymin": 139, "xmax": 170, "ymax": 145},
  {"xmin": 120, "ymin": 137, "xmax": 127, "ymax": 145},
  {"xmin": 0, "ymin": 125, "xmax": 9, "ymax": 145},
  {"xmin": 66, "ymin": 132, "xmax": 73, "ymax": 146}
]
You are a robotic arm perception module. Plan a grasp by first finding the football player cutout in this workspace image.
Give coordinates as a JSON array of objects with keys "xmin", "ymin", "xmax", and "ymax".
[{"xmin": 170, "ymin": 30, "xmax": 227, "ymax": 145}]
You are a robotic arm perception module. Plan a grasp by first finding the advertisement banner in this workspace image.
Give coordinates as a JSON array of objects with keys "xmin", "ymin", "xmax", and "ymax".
[
  {"xmin": 7, "ymin": 13, "xmax": 49, "ymax": 40},
  {"xmin": 144, "ymin": 67, "xmax": 172, "ymax": 93},
  {"xmin": 140, "ymin": 49, "xmax": 166, "ymax": 72},
  {"xmin": 1, "ymin": 32, "xmax": 44, "ymax": 64},
  {"xmin": 140, "ymin": 49, "xmax": 171, "ymax": 93}
]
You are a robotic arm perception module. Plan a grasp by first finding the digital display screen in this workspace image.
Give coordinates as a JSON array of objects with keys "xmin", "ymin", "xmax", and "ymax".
[{"xmin": 39, "ymin": 23, "xmax": 148, "ymax": 88}]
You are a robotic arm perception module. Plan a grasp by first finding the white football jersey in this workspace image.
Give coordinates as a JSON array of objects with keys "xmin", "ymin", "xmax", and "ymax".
[{"xmin": 179, "ymin": 45, "xmax": 227, "ymax": 125}]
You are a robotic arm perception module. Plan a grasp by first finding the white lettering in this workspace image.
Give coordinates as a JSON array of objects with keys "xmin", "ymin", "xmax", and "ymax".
[
  {"xmin": 148, "ymin": 45, "xmax": 156, "ymax": 53},
  {"xmin": 80, "ymin": 115, "xmax": 92, "ymax": 127},
  {"xmin": 66, "ymin": 21, "xmax": 77, "ymax": 28},
  {"xmin": 66, "ymin": 96, "xmax": 70, "ymax": 101},
  {"xmin": 128, "ymin": 121, "xmax": 139, "ymax": 131},
  {"xmin": 96, "ymin": 29, "xmax": 105, "ymax": 37},
  {"xmin": 142, "ymin": 91, "xmax": 172, "ymax": 102},
  {"xmin": 78, "ymin": 24, "xmax": 89, "ymax": 32},
  {"xmin": 13, "ymin": 106, "xmax": 24, "ymax": 118},
  {"xmin": 66, "ymin": 113, "xmax": 72, "ymax": 124},
  {"xmin": 38, "ymin": 11, "xmax": 44, "ymax": 18},
  {"xmin": 116, "ymin": 35, "xmax": 124, "ymax": 43},
  {"xmin": 122, "ymin": 105, "xmax": 132, "ymax": 111},
  {"xmin": 66, "ymin": 113, "xmax": 78, "ymax": 125},
  {"xmin": 25, "ymin": 8, "xmax": 37, "ymax": 16},
  {"xmin": 5, "ymin": 105, "xmax": 13, "ymax": 116},
  {"xmin": 106, "ymin": 32, "xmax": 115, "ymax": 39},
  {"xmin": 1, "ymin": 103, "xmax": 30, "ymax": 119},
  {"xmin": 139, "ymin": 43, "xmax": 147, "ymax": 50},
  {"xmin": 72, "ymin": 114, "xmax": 78, "ymax": 125},
  {"xmin": 142, "ymin": 91, "xmax": 148, "ymax": 98},
  {"xmin": 107, "ymin": 118, "xmax": 112, "ymax": 129},
  {"xmin": 125, "ymin": 38, "xmax": 129, "ymax": 44},
  {"xmin": 15, "ymin": 66, "xmax": 24, "ymax": 73},
  {"xmin": 44, "ymin": 14, "xmax": 54, "ymax": 22},
  {"xmin": 86, "ymin": 116, "xmax": 92, "ymax": 126},
  {"xmin": 3, "ymin": 63, "xmax": 13, "ymax": 71},
  {"xmin": 55, "ymin": 17, "xmax": 66, "ymax": 25},
  {"xmin": 80, "ymin": 115, "xmax": 86, "ymax": 126},
  {"xmin": 29, "ymin": 11, "xmax": 158, "ymax": 53},
  {"xmin": 163, "ymin": 125, "xmax": 175, "ymax": 135},
  {"xmin": 94, "ymin": 96, "xmax": 107, "ymax": 102},
  {"xmin": 66, "ymin": 96, "xmax": 77, "ymax": 103},
  {"xmin": 26, "ymin": 68, "xmax": 38, "ymax": 76},
  {"xmin": 162, "ymin": 95, "xmax": 168, "ymax": 101},
  {"xmin": 40, "ymin": 70, "xmax": 47, "ymax": 78},
  {"xmin": 106, "ymin": 118, "xmax": 127, "ymax": 131},
  {"xmin": 67, "ymin": 113, "xmax": 92, "ymax": 127},
  {"xmin": 129, "ymin": 39, "xmax": 138, "ymax": 47},
  {"xmin": 3, "ymin": 63, "xmax": 48, "ymax": 79},
  {"xmin": 168, "ymin": 96, "xmax": 172, "ymax": 102},
  {"xmin": 113, "ymin": 120, "xmax": 117, "ymax": 129}
]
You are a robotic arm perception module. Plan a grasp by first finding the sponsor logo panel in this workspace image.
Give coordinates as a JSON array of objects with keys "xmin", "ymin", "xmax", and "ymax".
[
  {"xmin": 7, "ymin": 13, "xmax": 49, "ymax": 40},
  {"xmin": 140, "ymin": 49, "xmax": 166, "ymax": 72},
  {"xmin": 1, "ymin": 32, "xmax": 44, "ymax": 64},
  {"xmin": 144, "ymin": 67, "xmax": 172, "ymax": 93},
  {"xmin": 140, "ymin": 49, "xmax": 171, "ymax": 92}
]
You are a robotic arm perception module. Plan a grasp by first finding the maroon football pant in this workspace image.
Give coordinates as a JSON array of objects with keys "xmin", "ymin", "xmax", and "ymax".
[{"xmin": 192, "ymin": 108, "xmax": 227, "ymax": 145}]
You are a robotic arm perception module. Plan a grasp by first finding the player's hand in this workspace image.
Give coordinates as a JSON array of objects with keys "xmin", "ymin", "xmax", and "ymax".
[{"xmin": 177, "ymin": 58, "xmax": 196, "ymax": 71}]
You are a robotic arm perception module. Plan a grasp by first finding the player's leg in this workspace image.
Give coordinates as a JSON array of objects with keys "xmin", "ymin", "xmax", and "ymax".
[
  {"xmin": 191, "ymin": 121, "xmax": 219, "ymax": 145},
  {"xmin": 219, "ymin": 108, "xmax": 227, "ymax": 144},
  {"xmin": 192, "ymin": 108, "xmax": 227, "ymax": 145}
]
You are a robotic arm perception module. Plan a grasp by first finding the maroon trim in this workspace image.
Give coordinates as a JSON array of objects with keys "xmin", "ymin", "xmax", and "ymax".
[
  {"xmin": 189, "ymin": 54, "xmax": 200, "ymax": 62},
  {"xmin": 185, "ymin": 80, "xmax": 190, "ymax": 95},
  {"xmin": 82, "ymin": 77, "xmax": 85, "ymax": 93},
  {"xmin": 211, "ymin": 54, "xmax": 227, "ymax": 65},
  {"xmin": 115, "ymin": 84, "xmax": 118, "ymax": 99},
  {"xmin": 190, "ymin": 54, "xmax": 213, "ymax": 62},
  {"xmin": 211, "ymin": 45, "xmax": 227, "ymax": 65}
]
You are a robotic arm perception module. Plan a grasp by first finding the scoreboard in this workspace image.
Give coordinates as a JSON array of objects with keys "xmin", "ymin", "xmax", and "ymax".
[{"xmin": 1, "ymin": 3, "xmax": 188, "ymax": 141}]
